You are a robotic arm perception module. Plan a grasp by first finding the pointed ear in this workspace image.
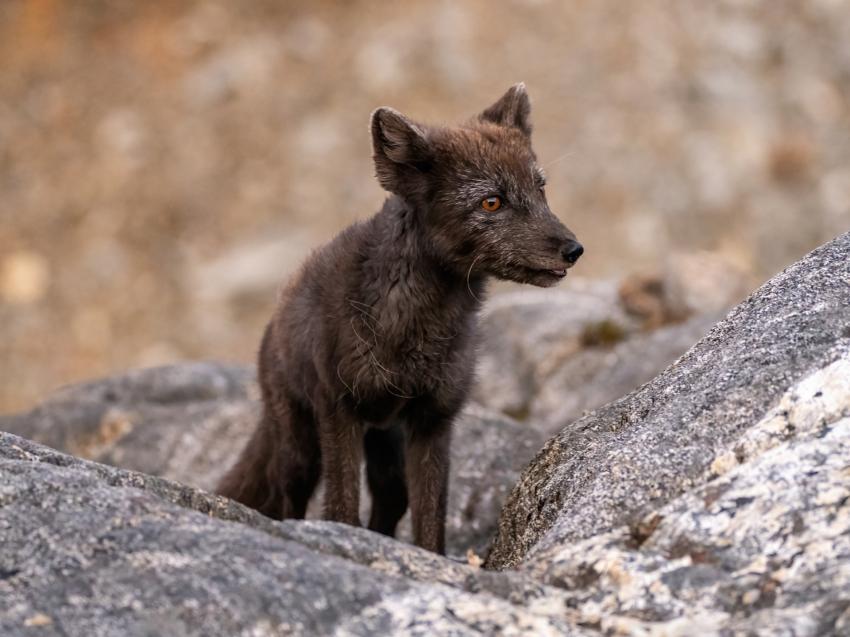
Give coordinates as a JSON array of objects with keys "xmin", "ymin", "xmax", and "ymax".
[
  {"xmin": 370, "ymin": 107, "xmax": 432, "ymax": 194},
  {"xmin": 479, "ymin": 83, "xmax": 532, "ymax": 137}
]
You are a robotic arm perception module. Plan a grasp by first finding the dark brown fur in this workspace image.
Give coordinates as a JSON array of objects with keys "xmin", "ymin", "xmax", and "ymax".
[{"xmin": 217, "ymin": 84, "xmax": 583, "ymax": 553}]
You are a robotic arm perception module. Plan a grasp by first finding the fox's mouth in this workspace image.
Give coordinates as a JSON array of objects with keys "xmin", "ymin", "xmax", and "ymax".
[
  {"xmin": 526, "ymin": 265, "xmax": 567, "ymax": 279},
  {"xmin": 514, "ymin": 264, "xmax": 569, "ymax": 287},
  {"xmin": 490, "ymin": 261, "xmax": 572, "ymax": 288}
]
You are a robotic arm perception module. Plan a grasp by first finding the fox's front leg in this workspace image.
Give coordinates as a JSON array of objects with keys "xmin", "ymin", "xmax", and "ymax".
[
  {"xmin": 405, "ymin": 417, "xmax": 451, "ymax": 554},
  {"xmin": 318, "ymin": 405, "xmax": 362, "ymax": 526}
]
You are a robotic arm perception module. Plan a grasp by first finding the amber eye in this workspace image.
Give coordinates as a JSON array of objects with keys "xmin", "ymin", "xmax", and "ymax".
[{"xmin": 481, "ymin": 196, "xmax": 501, "ymax": 212}]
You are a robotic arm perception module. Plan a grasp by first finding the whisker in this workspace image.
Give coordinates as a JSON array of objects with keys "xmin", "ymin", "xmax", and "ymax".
[
  {"xmin": 466, "ymin": 254, "xmax": 484, "ymax": 303},
  {"xmin": 430, "ymin": 332, "xmax": 457, "ymax": 341},
  {"xmin": 543, "ymin": 150, "xmax": 575, "ymax": 169}
]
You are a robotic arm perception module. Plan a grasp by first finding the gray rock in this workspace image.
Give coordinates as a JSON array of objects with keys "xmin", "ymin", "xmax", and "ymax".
[
  {"xmin": 472, "ymin": 281, "xmax": 637, "ymax": 421},
  {"xmin": 473, "ymin": 282, "xmax": 719, "ymax": 433},
  {"xmin": 0, "ymin": 362, "xmax": 258, "ymax": 492},
  {"xmin": 502, "ymin": 356, "xmax": 850, "ymax": 634},
  {"xmin": 0, "ymin": 432, "xmax": 584, "ymax": 637},
  {"xmin": 529, "ymin": 314, "xmax": 718, "ymax": 436},
  {"xmin": 0, "ymin": 364, "xmax": 542, "ymax": 558},
  {"xmin": 487, "ymin": 231, "xmax": 850, "ymax": 579}
]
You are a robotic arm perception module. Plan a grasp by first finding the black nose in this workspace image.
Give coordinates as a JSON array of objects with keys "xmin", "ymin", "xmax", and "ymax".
[{"xmin": 562, "ymin": 240, "xmax": 584, "ymax": 264}]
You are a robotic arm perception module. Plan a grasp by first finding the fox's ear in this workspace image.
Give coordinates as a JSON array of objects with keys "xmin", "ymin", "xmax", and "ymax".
[
  {"xmin": 479, "ymin": 83, "xmax": 532, "ymax": 137},
  {"xmin": 370, "ymin": 107, "xmax": 432, "ymax": 194}
]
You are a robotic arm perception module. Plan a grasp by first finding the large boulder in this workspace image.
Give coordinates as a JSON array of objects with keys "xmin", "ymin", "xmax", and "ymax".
[
  {"xmin": 0, "ymin": 363, "xmax": 257, "ymax": 492},
  {"xmin": 474, "ymin": 286, "xmax": 718, "ymax": 434},
  {"xmin": 473, "ymin": 275, "xmax": 729, "ymax": 434},
  {"xmin": 472, "ymin": 282, "xmax": 639, "ymax": 422},
  {"xmin": 0, "ymin": 432, "xmax": 583, "ymax": 637},
  {"xmin": 485, "ymin": 232, "xmax": 850, "ymax": 629},
  {"xmin": 508, "ymin": 358, "xmax": 850, "ymax": 633}
]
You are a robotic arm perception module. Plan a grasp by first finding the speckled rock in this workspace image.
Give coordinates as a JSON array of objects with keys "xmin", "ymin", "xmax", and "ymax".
[
  {"xmin": 0, "ymin": 363, "xmax": 258, "ymax": 491},
  {"xmin": 0, "ymin": 432, "xmax": 585, "ymax": 637},
  {"xmin": 525, "ymin": 314, "xmax": 718, "ymax": 436},
  {"xmin": 472, "ymin": 282, "xmax": 637, "ymax": 422},
  {"xmin": 487, "ymin": 231, "xmax": 850, "ymax": 577},
  {"xmin": 508, "ymin": 356, "xmax": 850, "ymax": 634},
  {"xmin": 0, "ymin": 364, "xmax": 543, "ymax": 558},
  {"xmin": 473, "ymin": 281, "xmax": 720, "ymax": 433}
]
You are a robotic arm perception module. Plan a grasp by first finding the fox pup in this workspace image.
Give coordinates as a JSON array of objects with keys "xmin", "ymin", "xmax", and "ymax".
[{"xmin": 217, "ymin": 84, "xmax": 583, "ymax": 554}]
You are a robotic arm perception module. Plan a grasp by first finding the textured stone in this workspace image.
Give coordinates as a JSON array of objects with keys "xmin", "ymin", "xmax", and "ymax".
[
  {"xmin": 0, "ymin": 432, "xmax": 584, "ymax": 637},
  {"xmin": 473, "ymin": 282, "xmax": 720, "ymax": 433},
  {"xmin": 527, "ymin": 314, "xmax": 718, "ymax": 435},
  {"xmin": 510, "ymin": 357, "xmax": 850, "ymax": 633},
  {"xmin": 472, "ymin": 282, "xmax": 637, "ymax": 422},
  {"xmin": 0, "ymin": 362, "xmax": 257, "ymax": 492}
]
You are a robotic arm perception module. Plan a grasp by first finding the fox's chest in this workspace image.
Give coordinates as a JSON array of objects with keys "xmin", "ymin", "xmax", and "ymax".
[
  {"xmin": 347, "ymin": 337, "xmax": 474, "ymax": 429},
  {"xmin": 341, "ymin": 306, "xmax": 476, "ymax": 406}
]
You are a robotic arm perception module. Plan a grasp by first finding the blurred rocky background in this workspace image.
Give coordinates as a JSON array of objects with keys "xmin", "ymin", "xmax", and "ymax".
[{"xmin": 2, "ymin": 0, "xmax": 849, "ymax": 413}]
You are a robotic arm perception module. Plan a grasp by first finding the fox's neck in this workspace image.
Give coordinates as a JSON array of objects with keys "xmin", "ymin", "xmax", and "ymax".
[{"xmin": 361, "ymin": 195, "xmax": 485, "ymax": 321}]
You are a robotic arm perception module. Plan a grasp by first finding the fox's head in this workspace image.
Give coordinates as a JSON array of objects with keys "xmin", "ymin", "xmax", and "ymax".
[{"xmin": 370, "ymin": 84, "xmax": 582, "ymax": 287}]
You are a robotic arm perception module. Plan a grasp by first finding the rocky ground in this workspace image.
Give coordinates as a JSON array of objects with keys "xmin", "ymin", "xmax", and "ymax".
[{"xmin": 1, "ymin": 232, "xmax": 848, "ymax": 635}]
